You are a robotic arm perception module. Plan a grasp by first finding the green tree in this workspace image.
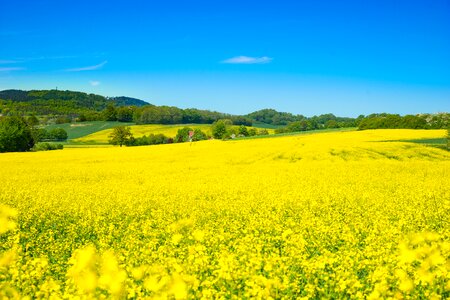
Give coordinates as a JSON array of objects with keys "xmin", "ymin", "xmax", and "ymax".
[
  {"xmin": 286, "ymin": 120, "xmax": 310, "ymax": 132},
  {"xmin": 192, "ymin": 128, "xmax": 207, "ymax": 141},
  {"xmin": 211, "ymin": 119, "xmax": 230, "ymax": 139},
  {"xmin": 175, "ymin": 127, "xmax": 193, "ymax": 143},
  {"xmin": 248, "ymin": 128, "xmax": 257, "ymax": 136},
  {"xmin": 447, "ymin": 128, "xmax": 450, "ymax": 150},
  {"xmin": 325, "ymin": 120, "xmax": 340, "ymax": 129},
  {"xmin": 77, "ymin": 114, "xmax": 87, "ymax": 122},
  {"xmin": 27, "ymin": 115, "xmax": 39, "ymax": 127},
  {"xmin": 48, "ymin": 128, "xmax": 68, "ymax": 141},
  {"xmin": 108, "ymin": 126, "xmax": 133, "ymax": 147},
  {"xmin": 55, "ymin": 116, "xmax": 71, "ymax": 124},
  {"xmin": 116, "ymin": 107, "xmax": 134, "ymax": 122},
  {"xmin": 400, "ymin": 115, "xmax": 427, "ymax": 129},
  {"xmin": 102, "ymin": 103, "xmax": 117, "ymax": 121},
  {"xmin": 26, "ymin": 114, "xmax": 42, "ymax": 143},
  {"xmin": 0, "ymin": 116, "xmax": 35, "ymax": 152},
  {"xmin": 32, "ymin": 128, "xmax": 48, "ymax": 143},
  {"xmin": 238, "ymin": 125, "xmax": 249, "ymax": 136},
  {"xmin": 175, "ymin": 127, "xmax": 207, "ymax": 142}
]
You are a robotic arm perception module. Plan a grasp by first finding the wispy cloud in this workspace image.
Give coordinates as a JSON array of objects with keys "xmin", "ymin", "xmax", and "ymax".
[
  {"xmin": 0, "ymin": 60, "xmax": 19, "ymax": 64},
  {"xmin": 0, "ymin": 67, "xmax": 25, "ymax": 72},
  {"xmin": 66, "ymin": 61, "xmax": 108, "ymax": 72},
  {"xmin": 0, "ymin": 55, "xmax": 78, "ymax": 65},
  {"xmin": 221, "ymin": 56, "xmax": 273, "ymax": 64},
  {"xmin": 90, "ymin": 80, "xmax": 101, "ymax": 86},
  {"xmin": 28, "ymin": 55, "xmax": 78, "ymax": 61}
]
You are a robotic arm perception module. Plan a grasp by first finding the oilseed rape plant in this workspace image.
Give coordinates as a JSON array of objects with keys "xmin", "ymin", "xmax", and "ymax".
[
  {"xmin": 74, "ymin": 124, "xmax": 275, "ymax": 144},
  {"xmin": 0, "ymin": 129, "xmax": 449, "ymax": 299}
]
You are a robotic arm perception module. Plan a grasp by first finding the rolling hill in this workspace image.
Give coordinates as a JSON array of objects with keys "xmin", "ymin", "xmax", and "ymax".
[{"xmin": 0, "ymin": 89, "xmax": 150, "ymax": 117}]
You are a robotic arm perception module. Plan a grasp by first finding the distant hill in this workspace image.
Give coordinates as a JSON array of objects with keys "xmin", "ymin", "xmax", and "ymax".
[
  {"xmin": 0, "ymin": 89, "xmax": 29, "ymax": 101},
  {"xmin": 0, "ymin": 89, "xmax": 150, "ymax": 117},
  {"xmin": 0, "ymin": 89, "xmax": 150, "ymax": 107},
  {"xmin": 108, "ymin": 96, "xmax": 151, "ymax": 107},
  {"xmin": 0, "ymin": 89, "xmax": 358, "ymax": 129}
]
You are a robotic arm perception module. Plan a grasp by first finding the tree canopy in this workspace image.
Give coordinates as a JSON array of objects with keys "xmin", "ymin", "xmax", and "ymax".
[
  {"xmin": 108, "ymin": 126, "xmax": 134, "ymax": 147},
  {"xmin": 357, "ymin": 113, "xmax": 449, "ymax": 130},
  {"xmin": 0, "ymin": 116, "xmax": 35, "ymax": 152}
]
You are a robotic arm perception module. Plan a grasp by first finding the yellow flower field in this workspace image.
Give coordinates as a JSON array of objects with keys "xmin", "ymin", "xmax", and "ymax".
[
  {"xmin": 74, "ymin": 124, "xmax": 275, "ymax": 144},
  {"xmin": 0, "ymin": 129, "xmax": 449, "ymax": 299}
]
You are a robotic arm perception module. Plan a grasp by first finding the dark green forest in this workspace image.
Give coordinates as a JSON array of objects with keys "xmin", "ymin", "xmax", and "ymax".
[{"xmin": 0, "ymin": 89, "xmax": 148, "ymax": 120}]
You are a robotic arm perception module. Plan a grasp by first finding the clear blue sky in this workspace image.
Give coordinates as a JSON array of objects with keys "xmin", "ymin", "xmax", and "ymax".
[{"xmin": 1, "ymin": 0, "xmax": 449, "ymax": 117}]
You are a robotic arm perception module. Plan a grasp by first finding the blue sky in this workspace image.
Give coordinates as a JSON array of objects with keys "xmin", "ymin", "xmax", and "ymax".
[{"xmin": 0, "ymin": 0, "xmax": 449, "ymax": 117}]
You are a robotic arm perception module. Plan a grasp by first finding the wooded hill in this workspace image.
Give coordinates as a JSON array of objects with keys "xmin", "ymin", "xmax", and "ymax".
[
  {"xmin": 0, "ymin": 89, "xmax": 149, "ymax": 117},
  {"xmin": 0, "ymin": 89, "xmax": 357, "ymax": 127},
  {"xmin": 0, "ymin": 89, "xmax": 448, "ymax": 130}
]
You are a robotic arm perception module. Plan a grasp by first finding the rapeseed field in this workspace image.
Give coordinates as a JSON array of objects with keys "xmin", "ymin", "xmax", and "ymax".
[
  {"xmin": 74, "ymin": 124, "xmax": 275, "ymax": 144},
  {"xmin": 0, "ymin": 129, "xmax": 449, "ymax": 299}
]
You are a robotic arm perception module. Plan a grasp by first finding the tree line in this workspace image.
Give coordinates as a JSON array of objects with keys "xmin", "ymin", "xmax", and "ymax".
[
  {"xmin": 210, "ymin": 119, "xmax": 269, "ymax": 139},
  {"xmin": 103, "ymin": 104, "xmax": 253, "ymax": 125},
  {"xmin": 357, "ymin": 113, "xmax": 449, "ymax": 130},
  {"xmin": 108, "ymin": 126, "xmax": 205, "ymax": 147},
  {"xmin": 108, "ymin": 119, "xmax": 270, "ymax": 147},
  {"xmin": 272, "ymin": 113, "xmax": 449, "ymax": 134},
  {"xmin": 246, "ymin": 109, "xmax": 358, "ymax": 127}
]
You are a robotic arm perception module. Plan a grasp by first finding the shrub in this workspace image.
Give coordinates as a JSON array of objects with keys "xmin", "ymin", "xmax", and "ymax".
[
  {"xmin": 32, "ymin": 143, "xmax": 64, "ymax": 151},
  {"xmin": 175, "ymin": 127, "xmax": 193, "ymax": 143},
  {"xmin": 248, "ymin": 128, "xmax": 257, "ymax": 136},
  {"xmin": 55, "ymin": 116, "xmax": 71, "ymax": 124},
  {"xmin": 176, "ymin": 127, "xmax": 208, "ymax": 142},
  {"xmin": 257, "ymin": 129, "xmax": 269, "ymax": 135},
  {"xmin": 129, "ymin": 133, "xmax": 170, "ymax": 146},
  {"xmin": 238, "ymin": 125, "xmax": 249, "ymax": 136},
  {"xmin": 48, "ymin": 128, "xmax": 68, "ymax": 141},
  {"xmin": 38, "ymin": 128, "xmax": 69, "ymax": 142},
  {"xmin": 191, "ymin": 128, "xmax": 208, "ymax": 141}
]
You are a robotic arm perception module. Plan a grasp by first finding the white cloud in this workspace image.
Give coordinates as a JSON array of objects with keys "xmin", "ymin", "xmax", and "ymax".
[
  {"xmin": 221, "ymin": 56, "xmax": 273, "ymax": 64},
  {"xmin": 0, "ymin": 67, "xmax": 25, "ymax": 72},
  {"xmin": 66, "ymin": 61, "xmax": 107, "ymax": 72},
  {"xmin": 90, "ymin": 81, "xmax": 100, "ymax": 86}
]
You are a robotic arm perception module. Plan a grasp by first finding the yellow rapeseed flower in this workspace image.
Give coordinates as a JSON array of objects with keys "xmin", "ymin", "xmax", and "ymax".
[{"xmin": 0, "ymin": 129, "xmax": 448, "ymax": 298}]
